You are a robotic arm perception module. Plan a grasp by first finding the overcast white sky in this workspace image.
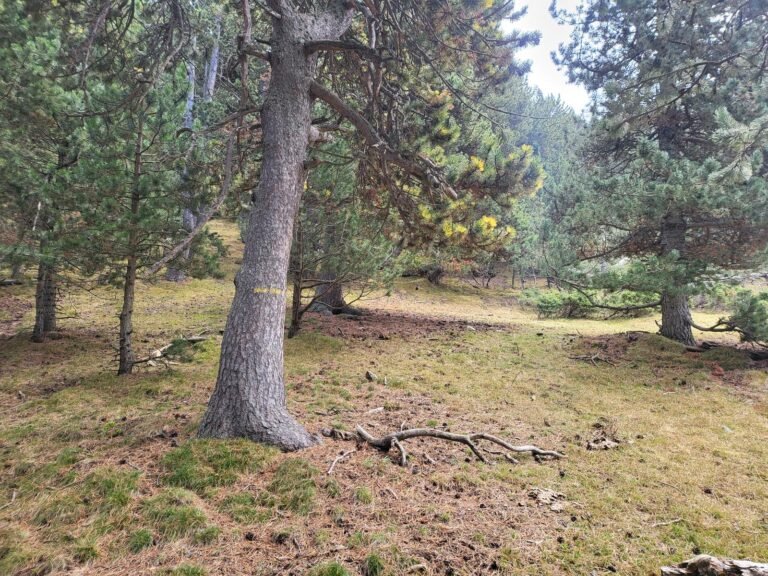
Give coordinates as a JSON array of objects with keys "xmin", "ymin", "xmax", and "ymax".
[{"xmin": 506, "ymin": 0, "xmax": 591, "ymax": 113}]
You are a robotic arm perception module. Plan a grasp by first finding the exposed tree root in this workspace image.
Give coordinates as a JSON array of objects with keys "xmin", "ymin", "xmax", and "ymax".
[
  {"xmin": 354, "ymin": 426, "xmax": 564, "ymax": 466},
  {"xmin": 685, "ymin": 341, "xmax": 768, "ymax": 361},
  {"xmin": 661, "ymin": 555, "xmax": 768, "ymax": 575}
]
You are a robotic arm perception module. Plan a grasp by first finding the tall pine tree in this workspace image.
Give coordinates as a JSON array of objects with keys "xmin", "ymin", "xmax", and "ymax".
[{"xmin": 553, "ymin": 0, "xmax": 768, "ymax": 345}]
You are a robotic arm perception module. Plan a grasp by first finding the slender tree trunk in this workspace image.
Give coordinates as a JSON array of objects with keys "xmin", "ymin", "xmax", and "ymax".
[
  {"xmin": 203, "ymin": 15, "xmax": 221, "ymax": 103},
  {"xmin": 118, "ymin": 254, "xmax": 137, "ymax": 375},
  {"xmin": 11, "ymin": 261, "xmax": 24, "ymax": 281},
  {"xmin": 658, "ymin": 213, "xmax": 695, "ymax": 346},
  {"xmin": 166, "ymin": 40, "xmax": 197, "ymax": 282},
  {"xmin": 288, "ymin": 218, "xmax": 304, "ymax": 338},
  {"xmin": 9, "ymin": 221, "xmax": 27, "ymax": 281},
  {"xmin": 31, "ymin": 256, "xmax": 56, "ymax": 342},
  {"xmin": 309, "ymin": 200, "xmax": 350, "ymax": 313},
  {"xmin": 198, "ymin": 5, "xmax": 351, "ymax": 449},
  {"xmin": 118, "ymin": 115, "xmax": 144, "ymax": 375}
]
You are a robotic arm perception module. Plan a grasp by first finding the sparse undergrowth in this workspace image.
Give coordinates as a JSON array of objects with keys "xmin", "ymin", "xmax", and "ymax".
[
  {"xmin": 161, "ymin": 439, "xmax": 277, "ymax": 492},
  {"xmin": 1, "ymin": 221, "xmax": 766, "ymax": 575}
]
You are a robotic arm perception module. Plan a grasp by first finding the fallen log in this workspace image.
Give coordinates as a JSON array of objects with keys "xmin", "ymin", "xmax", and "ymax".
[
  {"xmin": 748, "ymin": 349, "xmax": 768, "ymax": 361},
  {"xmin": 661, "ymin": 555, "xmax": 768, "ymax": 575},
  {"xmin": 133, "ymin": 334, "xmax": 210, "ymax": 365}
]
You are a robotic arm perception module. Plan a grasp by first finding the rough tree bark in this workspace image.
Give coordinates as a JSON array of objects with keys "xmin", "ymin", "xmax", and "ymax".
[
  {"xmin": 31, "ymin": 254, "xmax": 56, "ymax": 343},
  {"xmin": 198, "ymin": 2, "xmax": 353, "ymax": 449},
  {"xmin": 658, "ymin": 213, "xmax": 695, "ymax": 346},
  {"xmin": 311, "ymin": 271, "xmax": 349, "ymax": 313}
]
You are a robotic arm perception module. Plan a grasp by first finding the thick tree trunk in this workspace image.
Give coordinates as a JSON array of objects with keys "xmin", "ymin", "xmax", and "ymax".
[
  {"xmin": 311, "ymin": 271, "xmax": 349, "ymax": 313},
  {"xmin": 659, "ymin": 213, "xmax": 695, "ymax": 346},
  {"xmin": 31, "ymin": 258, "xmax": 56, "ymax": 343},
  {"xmin": 659, "ymin": 291, "xmax": 695, "ymax": 346},
  {"xmin": 199, "ymin": 6, "xmax": 351, "ymax": 449}
]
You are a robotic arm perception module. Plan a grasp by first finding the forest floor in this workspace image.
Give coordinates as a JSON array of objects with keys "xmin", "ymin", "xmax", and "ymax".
[{"xmin": 1, "ymin": 221, "xmax": 767, "ymax": 576}]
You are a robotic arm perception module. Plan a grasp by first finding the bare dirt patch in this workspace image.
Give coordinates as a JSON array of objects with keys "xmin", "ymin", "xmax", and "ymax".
[
  {"xmin": 301, "ymin": 310, "xmax": 514, "ymax": 342},
  {"xmin": 0, "ymin": 293, "xmax": 31, "ymax": 339}
]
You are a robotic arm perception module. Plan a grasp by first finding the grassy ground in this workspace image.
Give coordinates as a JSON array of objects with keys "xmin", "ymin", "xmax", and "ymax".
[{"xmin": 0, "ymin": 221, "xmax": 766, "ymax": 576}]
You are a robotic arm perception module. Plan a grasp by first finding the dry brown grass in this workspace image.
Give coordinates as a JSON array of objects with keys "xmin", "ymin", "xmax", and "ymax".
[{"xmin": 0, "ymin": 221, "xmax": 766, "ymax": 575}]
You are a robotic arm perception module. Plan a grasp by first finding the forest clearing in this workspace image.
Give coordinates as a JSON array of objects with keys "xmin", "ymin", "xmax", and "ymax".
[
  {"xmin": 2, "ymin": 0, "xmax": 768, "ymax": 574},
  {"xmin": 1, "ymin": 222, "xmax": 767, "ymax": 576}
]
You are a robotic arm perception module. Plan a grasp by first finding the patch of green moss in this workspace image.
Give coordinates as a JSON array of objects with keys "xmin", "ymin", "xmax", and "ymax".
[
  {"xmin": 700, "ymin": 347, "xmax": 752, "ymax": 370},
  {"xmin": 192, "ymin": 526, "xmax": 221, "ymax": 545},
  {"xmin": 362, "ymin": 553, "xmax": 386, "ymax": 576},
  {"xmin": 161, "ymin": 439, "xmax": 276, "ymax": 492},
  {"xmin": 261, "ymin": 458, "xmax": 317, "ymax": 515},
  {"xmin": 308, "ymin": 561, "xmax": 351, "ymax": 576},
  {"xmin": 128, "ymin": 529, "xmax": 154, "ymax": 553},
  {"xmin": 219, "ymin": 492, "xmax": 270, "ymax": 524},
  {"xmin": 143, "ymin": 488, "xmax": 207, "ymax": 539},
  {"xmin": 165, "ymin": 564, "xmax": 206, "ymax": 576}
]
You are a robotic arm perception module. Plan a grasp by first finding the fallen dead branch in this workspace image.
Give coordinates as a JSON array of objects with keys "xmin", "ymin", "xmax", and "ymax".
[
  {"xmin": 133, "ymin": 334, "xmax": 209, "ymax": 365},
  {"xmin": 327, "ymin": 449, "xmax": 356, "ymax": 475},
  {"xmin": 651, "ymin": 518, "xmax": 683, "ymax": 528},
  {"xmin": 0, "ymin": 490, "xmax": 17, "ymax": 511},
  {"xmin": 661, "ymin": 555, "xmax": 768, "ymax": 575},
  {"xmin": 354, "ymin": 425, "xmax": 564, "ymax": 466},
  {"xmin": 569, "ymin": 354, "xmax": 616, "ymax": 366}
]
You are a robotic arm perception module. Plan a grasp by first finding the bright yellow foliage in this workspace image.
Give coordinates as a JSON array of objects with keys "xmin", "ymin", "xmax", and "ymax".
[
  {"xmin": 469, "ymin": 156, "xmax": 485, "ymax": 173},
  {"xmin": 442, "ymin": 220, "xmax": 468, "ymax": 238},
  {"xmin": 475, "ymin": 215, "xmax": 498, "ymax": 234}
]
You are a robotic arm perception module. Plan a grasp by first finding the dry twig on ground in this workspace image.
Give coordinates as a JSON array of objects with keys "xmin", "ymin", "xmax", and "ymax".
[{"xmin": 326, "ymin": 449, "xmax": 356, "ymax": 475}]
